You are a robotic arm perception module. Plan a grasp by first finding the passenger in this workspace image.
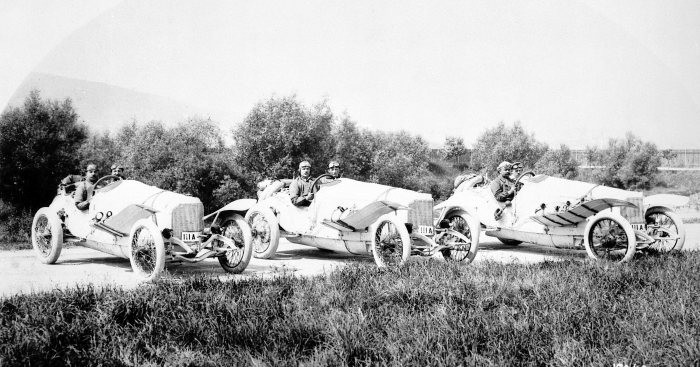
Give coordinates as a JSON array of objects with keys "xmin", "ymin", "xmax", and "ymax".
[
  {"xmin": 289, "ymin": 161, "xmax": 316, "ymax": 207},
  {"xmin": 320, "ymin": 160, "xmax": 341, "ymax": 184},
  {"xmin": 111, "ymin": 164, "xmax": 126, "ymax": 179},
  {"xmin": 510, "ymin": 161, "xmax": 524, "ymax": 191},
  {"xmin": 75, "ymin": 163, "xmax": 98, "ymax": 210}
]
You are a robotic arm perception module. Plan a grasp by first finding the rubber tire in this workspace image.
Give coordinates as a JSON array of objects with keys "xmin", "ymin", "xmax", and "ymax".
[
  {"xmin": 128, "ymin": 219, "xmax": 166, "ymax": 282},
  {"xmin": 441, "ymin": 211, "xmax": 480, "ymax": 264},
  {"xmin": 31, "ymin": 208, "xmax": 63, "ymax": 264},
  {"xmin": 245, "ymin": 205, "xmax": 280, "ymax": 259},
  {"xmin": 496, "ymin": 237, "xmax": 523, "ymax": 246},
  {"xmin": 583, "ymin": 212, "xmax": 636, "ymax": 263},
  {"xmin": 645, "ymin": 207, "xmax": 686, "ymax": 251},
  {"xmin": 217, "ymin": 214, "xmax": 253, "ymax": 273},
  {"xmin": 371, "ymin": 217, "xmax": 411, "ymax": 268}
]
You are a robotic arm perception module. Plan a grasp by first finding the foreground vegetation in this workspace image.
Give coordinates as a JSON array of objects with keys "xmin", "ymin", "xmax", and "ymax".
[{"xmin": 1, "ymin": 252, "xmax": 698, "ymax": 366}]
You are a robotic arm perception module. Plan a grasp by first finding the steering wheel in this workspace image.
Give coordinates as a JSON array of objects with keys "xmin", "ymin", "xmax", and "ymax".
[
  {"xmin": 310, "ymin": 174, "xmax": 336, "ymax": 193},
  {"xmin": 94, "ymin": 175, "xmax": 123, "ymax": 190},
  {"xmin": 513, "ymin": 171, "xmax": 536, "ymax": 191}
]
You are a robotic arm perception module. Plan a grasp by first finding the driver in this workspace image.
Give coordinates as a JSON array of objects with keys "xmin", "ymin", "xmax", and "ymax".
[
  {"xmin": 491, "ymin": 161, "xmax": 516, "ymax": 204},
  {"xmin": 510, "ymin": 161, "xmax": 524, "ymax": 191},
  {"xmin": 320, "ymin": 160, "xmax": 341, "ymax": 184},
  {"xmin": 75, "ymin": 163, "xmax": 98, "ymax": 210},
  {"xmin": 289, "ymin": 161, "xmax": 317, "ymax": 207},
  {"xmin": 111, "ymin": 164, "xmax": 126, "ymax": 179}
]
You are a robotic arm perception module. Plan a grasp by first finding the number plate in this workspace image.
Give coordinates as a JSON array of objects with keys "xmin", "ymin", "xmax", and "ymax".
[
  {"xmin": 417, "ymin": 225, "xmax": 434, "ymax": 236},
  {"xmin": 631, "ymin": 224, "xmax": 645, "ymax": 231},
  {"xmin": 181, "ymin": 231, "xmax": 201, "ymax": 242}
]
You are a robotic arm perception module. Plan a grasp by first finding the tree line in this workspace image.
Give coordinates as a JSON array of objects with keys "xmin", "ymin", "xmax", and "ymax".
[{"xmin": 0, "ymin": 90, "xmax": 668, "ymax": 222}]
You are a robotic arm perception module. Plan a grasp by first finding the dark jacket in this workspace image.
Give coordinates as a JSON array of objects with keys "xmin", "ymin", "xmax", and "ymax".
[
  {"xmin": 74, "ymin": 180, "xmax": 95, "ymax": 210},
  {"xmin": 288, "ymin": 176, "xmax": 317, "ymax": 206},
  {"xmin": 490, "ymin": 174, "xmax": 515, "ymax": 202}
]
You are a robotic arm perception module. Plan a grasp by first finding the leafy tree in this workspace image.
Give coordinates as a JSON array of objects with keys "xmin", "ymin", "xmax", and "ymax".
[
  {"xmin": 119, "ymin": 118, "xmax": 248, "ymax": 211},
  {"xmin": 443, "ymin": 136, "xmax": 468, "ymax": 161},
  {"xmin": 534, "ymin": 144, "xmax": 579, "ymax": 179},
  {"xmin": 592, "ymin": 133, "xmax": 663, "ymax": 190},
  {"xmin": 233, "ymin": 95, "xmax": 335, "ymax": 181},
  {"xmin": 0, "ymin": 90, "xmax": 87, "ymax": 209},
  {"xmin": 369, "ymin": 131, "xmax": 431, "ymax": 190},
  {"xmin": 470, "ymin": 122, "xmax": 547, "ymax": 177},
  {"xmin": 78, "ymin": 131, "xmax": 122, "ymax": 175},
  {"xmin": 332, "ymin": 116, "xmax": 376, "ymax": 180}
]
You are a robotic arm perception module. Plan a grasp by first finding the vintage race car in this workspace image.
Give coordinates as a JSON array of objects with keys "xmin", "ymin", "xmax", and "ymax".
[
  {"xmin": 207, "ymin": 174, "xmax": 480, "ymax": 267},
  {"xmin": 31, "ymin": 175, "xmax": 253, "ymax": 281},
  {"xmin": 436, "ymin": 172, "xmax": 686, "ymax": 262}
]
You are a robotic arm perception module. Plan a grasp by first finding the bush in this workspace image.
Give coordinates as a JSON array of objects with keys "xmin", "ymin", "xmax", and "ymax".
[
  {"xmin": 470, "ymin": 122, "xmax": 547, "ymax": 176},
  {"xmin": 591, "ymin": 133, "xmax": 663, "ymax": 190},
  {"xmin": 534, "ymin": 145, "xmax": 579, "ymax": 179},
  {"xmin": 0, "ymin": 200, "xmax": 32, "ymax": 245}
]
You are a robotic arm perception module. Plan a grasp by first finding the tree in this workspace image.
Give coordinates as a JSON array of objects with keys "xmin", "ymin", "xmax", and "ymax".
[
  {"xmin": 470, "ymin": 122, "xmax": 547, "ymax": 177},
  {"xmin": 233, "ymin": 95, "xmax": 335, "ymax": 181},
  {"xmin": 78, "ymin": 131, "xmax": 122, "ymax": 175},
  {"xmin": 369, "ymin": 131, "xmax": 431, "ymax": 190},
  {"xmin": 332, "ymin": 116, "xmax": 376, "ymax": 180},
  {"xmin": 0, "ymin": 90, "xmax": 88, "ymax": 210},
  {"xmin": 443, "ymin": 136, "xmax": 468, "ymax": 161},
  {"xmin": 118, "ymin": 118, "xmax": 248, "ymax": 211},
  {"xmin": 594, "ymin": 133, "xmax": 663, "ymax": 190},
  {"xmin": 534, "ymin": 144, "xmax": 579, "ymax": 179}
]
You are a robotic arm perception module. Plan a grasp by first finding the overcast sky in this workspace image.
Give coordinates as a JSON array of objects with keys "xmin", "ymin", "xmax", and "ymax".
[{"xmin": 2, "ymin": 0, "xmax": 699, "ymax": 148}]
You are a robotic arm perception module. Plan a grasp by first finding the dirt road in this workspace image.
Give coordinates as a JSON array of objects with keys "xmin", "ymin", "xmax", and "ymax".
[{"xmin": 2, "ymin": 223, "xmax": 698, "ymax": 297}]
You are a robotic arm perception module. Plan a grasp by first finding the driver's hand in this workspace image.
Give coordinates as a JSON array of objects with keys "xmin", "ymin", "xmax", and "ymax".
[{"xmin": 306, "ymin": 193, "xmax": 314, "ymax": 201}]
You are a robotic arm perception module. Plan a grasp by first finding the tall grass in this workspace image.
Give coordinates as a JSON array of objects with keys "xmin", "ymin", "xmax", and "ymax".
[{"xmin": 1, "ymin": 252, "xmax": 698, "ymax": 366}]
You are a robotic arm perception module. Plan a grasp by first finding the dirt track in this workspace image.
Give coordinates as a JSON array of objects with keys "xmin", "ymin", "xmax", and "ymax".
[{"xmin": 2, "ymin": 224, "xmax": 698, "ymax": 298}]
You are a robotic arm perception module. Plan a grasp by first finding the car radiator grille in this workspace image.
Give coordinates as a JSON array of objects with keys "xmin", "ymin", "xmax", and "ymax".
[
  {"xmin": 408, "ymin": 199, "xmax": 434, "ymax": 228},
  {"xmin": 620, "ymin": 197, "xmax": 644, "ymax": 225},
  {"xmin": 171, "ymin": 203, "xmax": 204, "ymax": 239}
]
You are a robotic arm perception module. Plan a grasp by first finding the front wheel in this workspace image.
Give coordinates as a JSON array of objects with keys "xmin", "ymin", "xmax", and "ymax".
[
  {"xmin": 217, "ymin": 214, "xmax": 253, "ymax": 273},
  {"xmin": 128, "ymin": 219, "xmax": 165, "ymax": 282},
  {"xmin": 583, "ymin": 212, "xmax": 636, "ymax": 263},
  {"xmin": 245, "ymin": 205, "xmax": 280, "ymax": 259},
  {"xmin": 371, "ymin": 217, "xmax": 411, "ymax": 268},
  {"xmin": 437, "ymin": 212, "xmax": 480, "ymax": 264},
  {"xmin": 645, "ymin": 207, "xmax": 686, "ymax": 251},
  {"xmin": 31, "ymin": 208, "xmax": 63, "ymax": 264}
]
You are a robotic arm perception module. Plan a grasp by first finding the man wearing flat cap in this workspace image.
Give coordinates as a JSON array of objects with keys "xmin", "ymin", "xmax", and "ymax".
[{"xmin": 289, "ymin": 160, "xmax": 317, "ymax": 206}]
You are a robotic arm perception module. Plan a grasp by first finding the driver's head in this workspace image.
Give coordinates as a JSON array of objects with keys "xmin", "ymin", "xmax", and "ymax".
[
  {"xmin": 111, "ymin": 164, "xmax": 124, "ymax": 177},
  {"xmin": 85, "ymin": 163, "xmax": 98, "ymax": 183},
  {"xmin": 510, "ymin": 162, "xmax": 523, "ymax": 178},
  {"xmin": 497, "ymin": 161, "xmax": 512, "ymax": 175},
  {"xmin": 327, "ymin": 160, "xmax": 341, "ymax": 178},
  {"xmin": 299, "ymin": 161, "xmax": 311, "ymax": 178}
]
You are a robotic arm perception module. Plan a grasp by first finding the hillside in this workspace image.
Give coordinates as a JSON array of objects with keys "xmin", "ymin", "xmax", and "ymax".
[{"xmin": 5, "ymin": 72, "xmax": 228, "ymax": 131}]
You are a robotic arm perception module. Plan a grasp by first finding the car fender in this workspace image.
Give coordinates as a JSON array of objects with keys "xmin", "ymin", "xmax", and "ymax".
[
  {"xmin": 203, "ymin": 198, "xmax": 257, "ymax": 221},
  {"xmin": 644, "ymin": 194, "xmax": 688, "ymax": 211}
]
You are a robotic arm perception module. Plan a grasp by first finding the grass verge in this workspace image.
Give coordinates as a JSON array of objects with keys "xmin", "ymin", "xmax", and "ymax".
[{"xmin": 1, "ymin": 252, "xmax": 699, "ymax": 366}]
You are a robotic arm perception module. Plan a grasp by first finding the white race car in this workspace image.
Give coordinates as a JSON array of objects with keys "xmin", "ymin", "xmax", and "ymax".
[
  {"xmin": 31, "ymin": 176, "xmax": 253, "ymax": 281},
  {"xmin": 208, "ymin": 174, "xmax": 480, "ymax": 267},
  {"xmin": 436, "ymin": 172, "xmax": 686, "ymax": 262}
]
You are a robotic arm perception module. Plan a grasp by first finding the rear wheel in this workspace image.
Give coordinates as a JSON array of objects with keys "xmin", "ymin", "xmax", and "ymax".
[
  {"xmin": 371, "ymin": 217, "xmax": 411, "ymax": 267},
  {"xmin": 245, "ymin": 206, "xmax": 280, "ymax": 259},
  {"xmin": 645, "ymin": 207, "xmax": 686, "ymax": 251},
  {"xmin": 129, "ymin": 219, "xmax": 165, "ymax": 282},
  {"xmin": 217, "ymin": 215, "xmax": 253, "ymax": 273},
  {"xmin": 437, "ymin": 212, "xmax": 480, "ymax": 264},
  {"xmin": 31, "ymin": 208, "xmax": 63, "ymax": 264},
  {"xmin": 584, "ymin": 213, "xmax": 636, "ymax": 263}
]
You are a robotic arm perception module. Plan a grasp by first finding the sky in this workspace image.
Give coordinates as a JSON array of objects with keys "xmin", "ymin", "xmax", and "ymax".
[{"xmin": 1, "ymin": 0, "xmax": 699, "ymax": 149}]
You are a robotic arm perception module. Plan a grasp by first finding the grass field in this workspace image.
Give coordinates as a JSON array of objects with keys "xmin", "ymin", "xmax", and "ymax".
[{"xmin": 1, "ymin": 252, "xmax": 698, "ymax": 366}]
